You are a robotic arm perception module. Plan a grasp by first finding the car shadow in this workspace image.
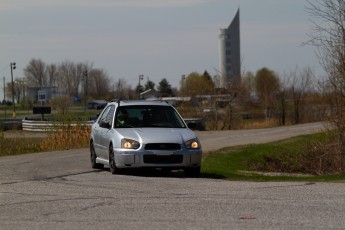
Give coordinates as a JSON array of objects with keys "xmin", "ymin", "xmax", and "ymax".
[{"xmin": 102, "ymin": 167, "xmax": 226, "ymax": 179}]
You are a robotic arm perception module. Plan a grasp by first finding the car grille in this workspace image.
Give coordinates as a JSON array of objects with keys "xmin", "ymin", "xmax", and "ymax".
[
  {"xmin": 145, "ymin": 143, "xmax": 181, "ymax": 151},
  {"xmin": 143, "ymin": 155, "xmax": 183, "ymax": 164}
]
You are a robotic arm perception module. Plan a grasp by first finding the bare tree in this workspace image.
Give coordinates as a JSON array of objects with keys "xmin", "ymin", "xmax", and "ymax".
[
  {"xmin": 255, "ymin": 68, "xmax": 280, "ymax": 120},
  {"xmin": 306, "ymin": 0, "xmax": 345, "ymax": 154},
  {"xmin": 241, "ymin": 71, "xmax": 256, "ymax": 103},
  {"xmin": 24, "ymin": 58, "xmax": 47, "ymax": 87},
  {"xmin": 58, "ymin": 61, "xmax": 75, "ymax": 96},
  {"xmin": 58, "ymin": 61, "xmax": 89, "ymax": 98},
  {"xmin": 113, "ymin": 78, "xmax": 132, "ymax": 100},
  {"xmin": 89, "ymin": 68, "xmax": 111, "ymax": 98},
  {"xmin": 23, "ymin": 59, "xmax": 112, "ymax": 103},
  {"xmin": 50, "ymin": 95, "xmax": 73, "ymax": 115},
  {"xmin": 220, "ymin": 78, "xmax": 244, "ymax": 130},
  {"xmin": 276, "ymin": 74, "xmax": 290, "ymax": 126},
  {"xmin": 73, "ymin": 63, "xmax": 85, "ymax": 98},
  {"xmin": 5, "ymin": 78, "xmax": 25, "ymax": 105},
  {"xmin": 46, "ymin": 64, "xmax": 58, "ymax": 87},
  {"xmin": 288, "ymin": 67, "xmax": 314, "ymax": 124}
]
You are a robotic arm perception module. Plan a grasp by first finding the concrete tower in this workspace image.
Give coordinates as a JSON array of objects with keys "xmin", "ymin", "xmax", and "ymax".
[{"xmin": 219, "ymin": 9, "xmax": 241, "ymax": 88}]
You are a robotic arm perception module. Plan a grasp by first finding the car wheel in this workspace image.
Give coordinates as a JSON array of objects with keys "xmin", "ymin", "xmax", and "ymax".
[
  {"xmin": 90, "ymin": 141, "xmax": 104, "ymax": 169},
  {"xmin": 109, "ymin": 145, "xmax": 119, "ymax": 174},
  {"xmin": 184, "ymin": 167, "xmax": 200, "ymax": 177}
]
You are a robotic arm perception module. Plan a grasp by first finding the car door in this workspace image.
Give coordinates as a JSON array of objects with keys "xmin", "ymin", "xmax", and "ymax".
[
  {"xmin": 98, "ymin": 105, "xmax": 115, "ymax": 159},
  {"xmin": 94, "ymin": 105, "xmax": 112, "ymax": 158}
]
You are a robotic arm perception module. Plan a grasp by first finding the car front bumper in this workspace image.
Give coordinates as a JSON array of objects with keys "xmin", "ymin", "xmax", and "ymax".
[{"xmin": 113, "ymin": 149, "xmax": 202, "ymax": 168}]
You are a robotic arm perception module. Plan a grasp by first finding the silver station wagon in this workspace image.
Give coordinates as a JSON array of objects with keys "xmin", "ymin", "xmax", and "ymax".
[{"xmin": 90, "ymin": 100, "xmax": 202, "ymax": 177}]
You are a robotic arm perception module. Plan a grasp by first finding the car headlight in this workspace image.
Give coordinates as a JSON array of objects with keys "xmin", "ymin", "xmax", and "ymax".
[
  {"xmin": 121, "ymin": 138, "xmax": 140, "ymax": 149},
  {"xmin": 185, "ymin": 139, "xmax": 200, "ymax": 149}
]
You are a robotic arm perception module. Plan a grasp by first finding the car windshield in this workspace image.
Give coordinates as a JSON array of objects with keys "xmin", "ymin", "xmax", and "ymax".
[{"xmin": 114, "ymin": 105, "xmax": 186, "ymax": 128}]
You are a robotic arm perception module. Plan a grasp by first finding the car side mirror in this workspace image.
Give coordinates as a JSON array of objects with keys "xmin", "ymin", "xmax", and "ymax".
[
  {"xmin": 100, "ymin": 121, "xmax": 111, "ymax": 129},
  {"xmin": 187, "ymin": 123, "xmax": 196, "ymax": 130}
]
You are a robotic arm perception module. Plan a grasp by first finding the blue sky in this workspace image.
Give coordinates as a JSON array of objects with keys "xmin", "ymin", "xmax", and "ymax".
[{"xmin": 1, "ymin": 0, "xmax": 323, "ymax": 99}]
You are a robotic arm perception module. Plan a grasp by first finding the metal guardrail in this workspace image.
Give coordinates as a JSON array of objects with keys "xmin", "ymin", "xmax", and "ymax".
[
  {"xmin": 22, "ymin": 119, "xmax": 93, "ymax": 132},
  {"xmin": 21, "ymin": 118, "xmax": 205, "ymax": 132},
  {"xmin": 0, "ymin": 118, "xmax": 22, "ymax": 131}
]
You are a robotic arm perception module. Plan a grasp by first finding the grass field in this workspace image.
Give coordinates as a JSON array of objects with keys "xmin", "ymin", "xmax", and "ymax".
[
  {"xmin": 201, "ymin": 133, "xmax": 345, "ymax": 182},
  {"xmin": 1, "ymin": 129, "xmax": 345, "ymax": 182}
]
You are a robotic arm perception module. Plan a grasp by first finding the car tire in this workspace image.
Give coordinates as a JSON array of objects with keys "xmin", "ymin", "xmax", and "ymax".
[
  {"xmin": 109, "ymin": 145, "xmax": 120, "ymax": 174},
  {"xmin": 90, "ymin": 141, "xmax": 104, "ymax": 169},
  {"xmin": 184, "ymin": 167, "xmax": 200, "ymax": 177}
]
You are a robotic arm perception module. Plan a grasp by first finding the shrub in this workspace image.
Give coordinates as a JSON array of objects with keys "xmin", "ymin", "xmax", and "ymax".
[
  {"xmin": 40, "ymin": 125, "xmax": 90, "ymax": 151},
  {"xmin": 247, "ymin": 132, "xmax": 345, "ymax": 176}
]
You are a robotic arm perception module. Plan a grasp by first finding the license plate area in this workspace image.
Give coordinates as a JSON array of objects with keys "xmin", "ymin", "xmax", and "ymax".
[{"xmin": 143, "ymin": 154, "xmax": 183, "ymax": 164}]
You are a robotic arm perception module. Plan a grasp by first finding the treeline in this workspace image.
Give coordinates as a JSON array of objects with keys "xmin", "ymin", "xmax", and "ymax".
[
  {"xmin": 4, "ymin": 58, "xmax": 327, "ymax": 130},
  {"xmin": 176, "ymin": 67, "xmax": 325, "ymax": 129},
  {"xmin": 5, "ymin": 58, "xmax": 175, "ymax": 103}
]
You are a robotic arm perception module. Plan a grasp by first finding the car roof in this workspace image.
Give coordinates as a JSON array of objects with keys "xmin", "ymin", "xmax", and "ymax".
[{"xmin": 109, "ymin": 100, "xmax": 172, "ymax": 107}]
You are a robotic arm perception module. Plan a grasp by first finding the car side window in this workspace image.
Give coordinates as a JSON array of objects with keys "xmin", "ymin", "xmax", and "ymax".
[
  {"xmin": 98, "ymin": 106, "xmax": 111, "ymax": 125},
  {"xmin": 98, "ymin": 105, "xmax": 115, "ymax": 127},
  {"xmin": 105, "ymin": 106, "xmax": 115, "ymax": 127}
]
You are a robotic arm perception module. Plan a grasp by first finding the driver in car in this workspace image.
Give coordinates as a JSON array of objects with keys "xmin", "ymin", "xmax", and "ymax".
[{"xmin": 116, "ymin": 109, "xmax": 129, "ymax": 127}]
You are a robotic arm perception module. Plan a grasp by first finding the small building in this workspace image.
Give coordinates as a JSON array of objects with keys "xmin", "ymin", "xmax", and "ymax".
[
  {"xmin": 140, "ymin": 89, "xmax": 158, "ymax": 100},
  {"xmin": 27, "ymin": 86, "xmax": 58, "ymax": 105}
]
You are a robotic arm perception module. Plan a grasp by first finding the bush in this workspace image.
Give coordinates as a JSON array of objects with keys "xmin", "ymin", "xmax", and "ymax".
[
  {"xmin": 247, "ymin": 132, "xmax": 345, "ymax": 176},
  {"xmin": 301, "ymin": 140, "xmax": 345, "ymax": 175}
]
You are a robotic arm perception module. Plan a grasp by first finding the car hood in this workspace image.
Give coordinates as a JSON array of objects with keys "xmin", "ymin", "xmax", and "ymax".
[{"xmin": 115, "ymin": 128, "xmax": 198, "ymax": 144}]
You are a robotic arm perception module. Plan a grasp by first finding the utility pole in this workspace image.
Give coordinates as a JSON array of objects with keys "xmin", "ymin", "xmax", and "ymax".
[
  {"xmin": 181, "ymin": 74, "xmax": 186, "ymax": 98},
  {"xmin": 84, "ymin": 70, "xmax": 88, "ymax": 109},
  {"xmin": 138, "ymin": 74, "xmax": 144, "ymax": 98},
  {"xmin": 10, "ymin": 62, "xmax": 16, "ymax": 118},
  {"xmin": 3, "ymin": 76, "xmax": 6, "ymax": 119}
]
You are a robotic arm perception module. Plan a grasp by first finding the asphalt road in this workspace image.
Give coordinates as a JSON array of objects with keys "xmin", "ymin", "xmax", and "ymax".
[{"xmin": 1, "ymin": 122, "xmax": 345, "ymax": 230}]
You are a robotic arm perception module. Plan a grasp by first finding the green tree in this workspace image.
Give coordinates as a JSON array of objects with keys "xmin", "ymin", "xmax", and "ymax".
[
  {"xmin": 144, "ymin": 79, "xmax": 155, "ymax": 91},
  {"xmin": 135, "ymin": 84, "xmax": 144, "ymax": 96},
  {"xmin": 201, "ymin": 71, "xmax": 214, "ymax": 89},
  {"xmin": 182, "ymin": 71, "xmax": 214, "ymax": 97},
  {"xmin": 157, "ymin": 78, "xmax": 173, "ymax": 97}
]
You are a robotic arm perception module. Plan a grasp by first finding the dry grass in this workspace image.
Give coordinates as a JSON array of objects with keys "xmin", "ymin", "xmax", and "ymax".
[
  {"xmin": 242, "ymin": 119, "xmax": 279, "ymax": 129},
  {"xmin": 0, "ymin": 132, "xmax": 42, "ymax": 156},
  {"xmin": 39, "ymin": 125, "xmax": 91, "ymax": 151},
  {"xmin": 0, "ymin": 124, "xmax": 91, "ymax": 156}
]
